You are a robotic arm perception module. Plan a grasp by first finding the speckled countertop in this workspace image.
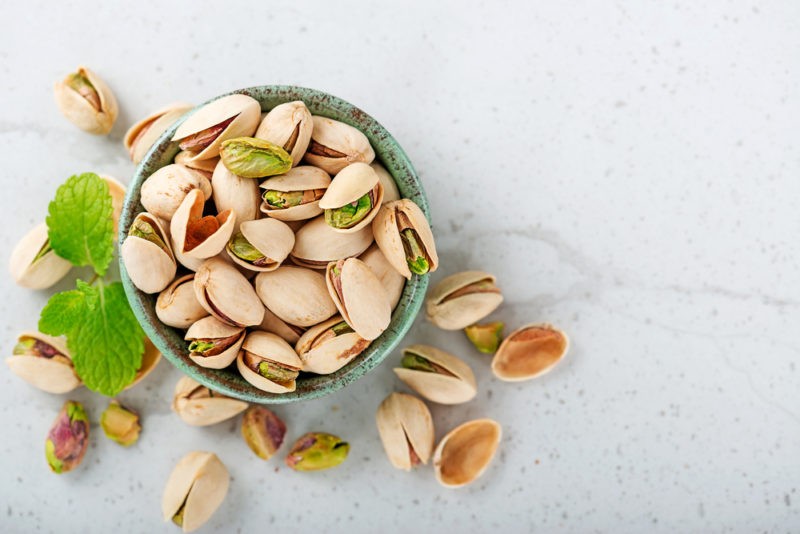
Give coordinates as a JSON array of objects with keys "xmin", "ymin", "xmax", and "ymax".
[{"xmin": 1, "ymin": 2, "xmax": 798, "ymax": 533}]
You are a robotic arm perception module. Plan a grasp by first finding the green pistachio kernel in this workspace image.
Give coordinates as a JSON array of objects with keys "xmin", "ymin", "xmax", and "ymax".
[
  {"xmin": 400, "ymin": 229, "xmax": 429, "ymax": 275},
  {"xmin": 324, "ymin": 193, "xmax": 372, "ymax": 229},
  {"xmin": 188, "ymin": 340, "xmax": 215, "ymax": 354},
  {"xmin": 257, "ymin": 360, "xmax": 299, "ymax": 383},
  {"xmin": 228, "ymin": 233, "xmax": 265, "ymax": 264},
  {"xmin": 130, "ymin": 219, "xmax": 168, "ymax": 254},
  {"xmin": 264, "ymin": 190, "xmax": 305, "ymax": 209},
  {"xmin": 220, "ymin": 137, "xmax": 292, "ymax": 178}
]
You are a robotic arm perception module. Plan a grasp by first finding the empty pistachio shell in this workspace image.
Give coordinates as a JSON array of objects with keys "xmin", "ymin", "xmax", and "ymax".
[
  {"xmin": 220, "ymin": 137, "xmax": 292, "ymax": 178},
  {"xmin": 193, "ymin": 256, "xmax": 265, "ymax": 327},
  {"xmin": 172, "ymin": 376, "xmax": 248, "ymax": 426},
  {"xmin": 6, "ymin": 331, "xmax": 81, "ymax": 393},
  {"xmin": 45, "ymin": 401, "xmax": 89, "ymax": 474},
  {"xmin": 465, "ymin": 322, "xmax": 504, "ymax": 354},
  {"xmin": 394, "ymin": 345, "xmax": 477, "ymax": 405},
  {"xmin": 124, "ymin": 102, "xmax": 193, "ymax": 163},
  {"xmin": 370, "ymin": 162, "xmax": 400, "ymax": 204},
  {"xmin": 237, "ymin": 331, "xmax": 303, "ymax": 394},
  {"xmin": 100, "ymin": 399, "xmax": 140, "ymax": 447},
  {"xmin": 372, "ymin": 199, "xmax": 438, "ymax": 279},
  {"xmin": 127, "ymin": 337, "xmax": 162, "ymax": 389},
  {"xmin": 241, "ymin": 406, "xmax": 286, "ymax": 460},
  {"xmin": 141, "ymin": 164, "xmax": 212, "ymax": 222},
  {"xmin": 254, "ymin": 266, "xmax": 337, "ymax": 327},
  {"xmin": 156, "ymin": 274, "xmax": 209, "ymax": 329},
  {"xmin": 211, "ymin": 159, "xmax": 259, "ymax": 232},
  {"xmin": 53, "ymin": 66, "xmax": 118, "ymax": 134},
  {"xmin": 358, "ymin": 244, "xmax": 405, "ymax": 309},
  {"xmin": 426, "ymin": 271, "xmax": 503, "ymax": 330},
  {"xmin": 257, "ymin": 307, "xmax": 305, "ymax": 344},
  {"xmin": 303, "ymin": 116, "xmax": 375, "ymax": 174},
  {"xmin": 121, "ymin": 212, "xmax": 177, "ymax": 294},
  {"xmin": 185, "ymin": 316, "xmax": 245, "ymax": 369},
  {"xmin": 255, "ymin": 101, "xmax": 313, "ymax": 165},
  {"xmin": 174, "ymin": 150, "xmax": 219, "ymax": 174},
  {"xmin": 325, "ymin": 258, "xmax": 391, "ymax": 341},
  {"xmin": 433, "ymin": 418, "xmax": 502, "ymax": 488},
  {"xmin": 162, "ymin": 451, "xmax": 229, "ymax": 533},
  {"xmin": 295, "ymin": 315, "xmax": 370, "ymax": 375},
  {"xmin": 225, "ymin": 218, "xmax": 295, "ymax": 273},
  {"xmin": 171, "ymin": 189, "xmax": 236, "ymax": 259},
  {"xmin": 491, "ymin": 323, "xmax": 568, "ymax": 381},
  {"xmin": 259, "ymin": 166, "xmax": 330, "ymax": 222},
  {"xmin": 9, "ymin": 223, "xmax": 72, "ymax": 290},
  {"xmin": 320, "ymin": 163, "xmax": 384, "ymax": 233},
  {"xmin": 376, "ymin": 393, "xmax": 434, "ymax": 471},
  {"xmin": 291, "ymin": 215, "xmax": 373, "ymax": 269},
  {"xmin": 285, "ymin": 432, "xmax": 349, "ymax": 471}
]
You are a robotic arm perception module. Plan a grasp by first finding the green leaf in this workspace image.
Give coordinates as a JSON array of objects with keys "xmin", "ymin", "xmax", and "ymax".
[
  {"xmin": 46, "ymin": 172, "xmax": 114, "ymax": 276},
  {"xmin": 39, "ymin": 290, "xmax": 88, "ymax": 336}
]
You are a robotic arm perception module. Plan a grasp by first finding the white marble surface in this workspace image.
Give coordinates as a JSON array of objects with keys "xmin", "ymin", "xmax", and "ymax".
[{"xmin": 1, "ymin": 1, "xmax": 798, "ymax": 533}]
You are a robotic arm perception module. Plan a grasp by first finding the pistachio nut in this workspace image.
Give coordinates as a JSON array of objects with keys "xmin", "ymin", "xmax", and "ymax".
[
  {"xmin": 254, "ymin": 266, "xmax": 337, "ymax": 327},
  {"xmin": 465, "ymin": 322, "xmax": 504, "ymax": 354},
  {"xmin": 241, "ymin": 406, "xmax": 286, "ymax": 460},
  {"xmin": 225, "ymin": 218, "xmax": 294, "ymax": 273},
  {"xmin": 98, "ymin": 174, "xmax": 127, "ymax": 239},
  {"xmin": 171, "ymin": 93, "xmax": 261, "ymax": 161},
  {"xmin": 140, "ymin": 164, "xmax": 212, "ymax": 222},
  {"xmin": 255, "ymin": 101, "xmax": 313, "ymax": 165},
  {"xmin": 285, "ymin": 432, "xmax": 349, "ymax": 471},
  {"xmin": 53, "ymin": 66, "xmax": 118, "ymax": 134},
  {"xmin": 127, "ymin": 337, "xmax": 162, "ymax": 390},
  {"xmin": 325, "ymin": 258, "xmax": 391, "ymax": 341},
  {"xmin": 184, "ymin": 316, "xmax": 245, "ymax": 369},
  {"xmin": 319, "ymin": 163, "xmax": 384, "ymax": 233},
  {"xmin": 211, "ymin": 159, "xmax": 260, "ymax": 232},
  {"xmin": 257, "ymin": 307, "xmax": 305, "ymax": 344},
  {"xmin": 491, "ymin": 323, "xmax": 568, "ymax": 382},
  {"xmin": 372, "ymin": 199, "xmax": 438, "ymax": 279},
  {"xmin": 9, "ymin": 223, "xmax": 72, "ymax": 289},
  {"xmin": 259, "ymin": 166, "xmax": 330, "ymax": 222},
  {"xmin": 394, "ymin": 345, "xmax": 477, "ymax": 405},
  {"xmin": 370, "ymin": 162, "xmax": 400, "ymax": 204},
  {"xmin": 6, "ymin": 331, "xmax": 81, "ymax": 393},
  {"xmin": 120, "ymin": 212, "xmax": 177, "ymax": 294},
  {"xmin": 290, "ymin": 215, "xmax": 373, "ymax": 269},
  {"xmin": 100, "ymin": 399, "xmax": 140, "ymax": 447},
  {"xmin": 193, "ymin": 256, "xmax": 265, "ymax": 327},
  {"xmin": 172, "ymin": 376, "xmax": 248, "ymax": 426},
  {"xmin": 171, "ymin": 189, "xmax": 236, "ymax": 259},
  {"xmin": 174, "ymin": 150, "xmax": 219, "ymax": 175},
  {"xmin": 376, "ymin": 393, "xmax": 434, "ymax": 471},
  {"xmin": 358, "ymin": 244, "xmax": 405, "ymax": 310},
  {"xmin": 426, "ymin": 271, "xmax": 503, "ymax": 330},
  {"xmin": 156, "ymin": 274, "xmax": 209, "ymax": 329},
  {"xmin": 295, "ymin": 315, "xmax": 370, "ymax": 375},
  {"xmin": 236, "ymin": 331, "xmax": 303, "ymax": 394},
  {"xmin": 219, "ymin": 137, "xmax": 292, "ymax": 178},
  {"xmin": 124, "ymin": 102, "xmax": 193, "ymax": 164},
  {"xmin": 162, "ymin": 451, "xmax": 229, "ymax": 533},
  {"xmin": 45, "ymin": 400, "xmax": 89, "ymax": 474},
  {"xmin": 433, "ymin": 418, "xmax": 502, "ymax": 488},
  {"xmin": 303, "ymin": 116, "xmax": 375, "ymax": 174}
]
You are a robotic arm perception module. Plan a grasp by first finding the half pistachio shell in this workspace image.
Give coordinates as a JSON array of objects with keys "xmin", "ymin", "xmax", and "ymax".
[
  {"xmin": 9, "ymin": 223, "xmax": 72, "ymax": 290},
  {"xmin": 141, "ymin": 164, "xmax": 212, "ymax": 222},
  {"xmin": 372, "ymin": 199, "xmax": 438, "ymax": 279},
  {"xmin": 172, "ymin": 376, "xmax": 248, "ymax": 426},
  {"xmin": 121, "ymin": 212, "xmax": 177, "ymax": 294},
  {"xmin": 376, "ymin": 393, "xmax": 434, "ymax": 471},
  {"xmin": 291, "ymin": 215, "xmax": 373, "ymax": 269},
  {"xmin": 162, "ymin": 451, "xmax": 229, "ymax": 533},
  {"xmin": 426, "ymin": 270, "xmax": 503, "ymax": 330},
  {"xmin": 174, "ymin": 150, "xmax": 219, "ymax": 174},
  {"xmin": 53, "ymin": 66, "xmax": 117, "ymax": 134},
  {"xmin": 193, "ymin": 256, "xmax": 265, "ymax": 327},
  {"xmin": 171, "ymin": 188, "xmax": 236, "ymax": 259},
  {"xmin": 325, "ymin": 258, "xmax": 391, "ymax": 341},
  {"xmin": 255, "ymin": 101, "xmax": 313, "ymax": 165},
  {"xmin": 491, "ymin": 323, "xmax": 568, "ymax": 381},
  {"xmin": 257, "ymin": 307, "xmax": 305, "ymax": 344},
  {"xmin": 185, "ymin": 316, "xmax": 245, "ymax": 369},
  {"xmin": 156, "ymin": 274, "xmax": 209, "ymax": 329},
  {"xmin": 254, "ymin": 266, "xmax": 337, "ymax": 327},
  {"xmin": 319, "ymin": 162, "xmax": 384, "ymax": 233},
  {"xmin": 394, "ymin": 345, "xmax": 477, "ymax": 404},
  {"xmin": 225, "ymin": 218, "xmax": 294, "ymax": 273},
  {"xmin": 127, "ymin": 337, "xmax": 162, "ymax": 389},
  {"xmin": 6, "ymin": 331, "xmax": 81, "ymax": 393},
  {"xmin": 211, "ymin": 159, "xmax": 259, "ymax": 232},
  {"xmin": 371, "ymin": 162, "xmax": 400, "ymax": 204},
  {"xmin": 124, "ymin": 102, "xmax": 193, "ymax": 164},
  {"xmin": 237, "ymin": 331, "xmax": 303, "ymax": 394},
  {"xmin": 358, "ymin": 244, "xmax": 405, "ymax": 309},
  {"xmin": 99, "ymin": 174, "xmax": 126, "ymax": 239},
  {"xmin": 433, "ymin": 418, "xmax": 502, "ymax": 488},
  {"xmin": 303, "ymin": 116, "xmax": 375, "ymax": 174},
  {"xmin": 295, "ymin": 315, "xmax": 370, "ymax": 374},
  {"xmin": 259, "ymin": 166, "xmax": 330, "ymax": 222}
]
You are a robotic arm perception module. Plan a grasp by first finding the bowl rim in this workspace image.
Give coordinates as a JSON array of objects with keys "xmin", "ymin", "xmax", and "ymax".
[{"xmin": 119, "ymin": 85, "xmax": 430, "ymax": 404}]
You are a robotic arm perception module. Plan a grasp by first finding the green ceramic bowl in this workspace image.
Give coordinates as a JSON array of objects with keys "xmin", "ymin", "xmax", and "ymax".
[{"xmin": 119, "ymin": 86, "xmax": 429, "ymax": 404}]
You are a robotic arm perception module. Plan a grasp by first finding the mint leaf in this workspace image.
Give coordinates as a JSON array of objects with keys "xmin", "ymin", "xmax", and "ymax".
[
  {"xmin": 39, "ymin": 290, "xmax": 87, "ymax": 336},
  {"xmin": 46, "ymin": 172, "xmax": 114, "ymax": 276}
]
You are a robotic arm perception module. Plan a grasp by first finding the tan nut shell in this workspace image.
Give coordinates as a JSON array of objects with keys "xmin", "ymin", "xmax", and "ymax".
[
  {"xmin": 120, "ymin": 213, "xmax": 177, "ymax": 294},
  {"xmin": 156, "ymin": 274, "xmax": 209, "ymax": 329},
  {"xmin": 433, "ymin": 418, "xmax": 502, "ymax": 488},
  {"xmin": 371, "ymin": 162, "xmax": 400, "ymax": 204},
  {"xmin": 185, "ymin": 316, "xmax": 245, "ymax": 369},
  {"xmin": 394, "ymin": 345, "xmax": 477, "ymax": 404},
  {"xmin": 193, "ymin": 256, "xmax": 265, "ymax": 327},
  {"xmin": 172, "ymin": 94, "xmax": 261, "ymax": 161},
  {"xmin": 376, "ymin": 393, "xmax": 434, "ymax": 471},
  {"xmin": 162, "ymin": 451, "xmax": 229, "ymax": 533},
  {"xmin": 304, "ymin": 116, "xmax": 375, "ymax": 174},
  {"xmin": 254, "ymin": 266, "xmax": 337, "ymax": 327},
  {"xmin": 255, "ymin": 101, "xmax": 313, "ymax": 165},
  {"xmin": 124, "ymin": 102, "xmax": 193, "ymax": 164},
  {"xmin": 325, "ymin": 258, "xmax": 391, "ymax": 341},
  {"xmin": 259, "ymin": 166, "xmax": 331, "ymax": 221},
  {"xmin": 257, "ymin": 307, "xmax": 304, "ymax": 344},
  {"xmin": 291, "ymin": 215, "xmax": 373, "ymax": 269},
  {"xmin": 174, "ymin": 151, "xmax": 219, "ymax": 173},
  {"xmin": 127, "ymin": 337, "xmax": 162, "ymax": 389},
  {"xmin": 171, "ymin": 189, "xmax": 236, "ymax": 259},
  {"xmin": 5, "ymin": 331, "xmax": 81, "ymax": 394},
  {"xmin": 319, "ymin": 163, "xmax": 384, "ymax": 233},
  {"xmin": 372, "ymin": 199, "xmax": 438, "ymax": 279},
  {"xmin": 172, "ymin": 376, "xmax": 248, "ymax": 426},
  {"xmin": 237, "ymin": 331, "xmax": 302, "ymax": 394},
  {"xmin": 225, "ymin": 218, "xmax": 294, "ymax": 273},
  {"xmin": 98, "ymin": 174, "xmax": 127, "ymax": 239},
  {"xmin": 426, "ymin": 271, "xmax": 503, "ymax": 330},
  {"xmin": 140, "ymin": 164, "xmax": 212, "ymax": 222},
  {"xmin": 295, "ymin": 315, "xmax": 370, "ymax": 375},
  {"xmin": 359, "ymin": 244, "xmax": 405, "ymax": 309},
  {"xmin": 491, "ymin": 323, "xmax": 569, "ymax": 382},
  {"xmin": 9, "ymin": 223, "xmax": 72, "ymax": 290},
  {"xmin": 212, "ymin": 159, "xmax": 259, "ymax": 232},
  {"xmin": 53, "ymin": 66, "xmax": 118, "ymax": 135}
]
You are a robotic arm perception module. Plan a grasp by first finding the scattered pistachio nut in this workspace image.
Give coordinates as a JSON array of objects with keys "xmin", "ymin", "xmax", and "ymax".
[
  {"xmin": 162, "ymin": 451, "xmax": 229, "ymax": 533},
  {"xmin": 433, "ymin": 418, "xmax": 502, "ymax": 488},
  {"xmin": 219, "ymin": 136, "xmax": 292, "ymax": 178},
  {"xmin": 465, "ymin": 322, "xmax": 504, "ymax": 354},
  {"xmin": 156, "ymin": 274, "xmax": 209, "ymax": 329},
  {"xmin": 303, "ymin": 116, "xmax": 375, "ymax": 174},
  {"xmin": 325, "ymin": 258, "xmax": 391, "ymax": 341},
  {"xmin": 372, "ymin": 198, "xmax": 438, "ymax": 279},
  {"xmin": 120, "ymin": 212, "xmax": 177, "ymax": 294},
  {"xmin": 319, "ymin": 162, "xmax": 384, "ymax": 233},
  {"xmin": 236, "ymin": 331, "xmax": 303, "ymax": 394},
  {"xmin": 45, "ymin": 400, "xmax": 89, "ymax": 474},
  {"xmin": 285, "ymin": 432, "xmax": 349, "ymax": 471},
  {"xmin": 394, "ymin": 345, "xmax": 477, "ymax": 405},
  {"xmin": 100, "ymin": 399, "xmax": 140, "ymax": 447},
  {"xmin": 171, "ymin": 188, "xmax": 236, "ymax": 259},
  {"xmin": 290, "ymin": 214, "xmax": 373, "ymax": 269},
  {"xmin": 376, "ymin": 393, "xmax": 434, "ymax": 471},
  {"xmin": 295, "ymin": 315, "xmax": 370, "ymax": 375},
  {"xmin": 172, "ymin": 376, "xmax": 248, "ymax": 426},
  {"xmin": 255, "ymin": 100, "xmax": 313, "ymax": 165},
  {"xmin": 259, "ymin": 166, "xmax": 330, "ymax": 222},
  {"xmin": 426, "ymin": 270, "xmax": 503, "ymax": 330},
  {"xmin": 53, "ymin": 66, "xmax": 118, "ymax": 134},
  {"xmin": 211, "ymin": 159, "xmax": 260, "ymax": 232},
  {"xmin": 241, "ymin": 406, "xmax": 286, "ymax": 460},
  {"xmin": 193, "ymin": 256, "xmax": 265, "ymax": 327},
  {"xmin": 141, "ymin": 164, "xmax": 213, "ymax": 222},
  {"xmin": 9, "ymin": 222, "xmax": 72, "ymax": 290},
  {"xmin": 254, "ymin": 266, "xmax": 337, "ymax": 327},
  {"xmin": 225, "ymin": 218, "xmax": 294, "ymax": 272},
  {"xmin": 184, "ymin": 316, "xmax": 245, "ymax": 369},
  {"xmin": 491, "ymin": 323, "xmax": 568, "ymax": 382},
  {"xmin": 6, "ymin": 331, "xmax": 81, "ymax": 394},
  {"xmin": 124, "ymin": 102, "xmax": 193, "ymax": 164}
]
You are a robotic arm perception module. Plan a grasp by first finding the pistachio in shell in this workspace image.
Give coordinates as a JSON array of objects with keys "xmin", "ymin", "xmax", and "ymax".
[
  {"xmin": 162, "ymin": 451, "xmax": 229, "ymax": 532},
  {"xmin": 491, "ymin": 323, "xmax": 568, "ymax": 382},
  {"xmin": 184, "ymin": 316, "xmax": 245, "ymax": 369},
  {"xmin": 358, "ymin": 244, "xmax": 405, "ymax": 309},
  {"xmin": 254, "ymin": 266, "xmax": 337, "ymax": 327},
  {"xmin": 45, "ymin": 401, "xmax": 89, "ymax": 474},
  {"xmin": 171, "ymin": 376, "xmax": 248, "ymax": 426},
  {"xmin": 372, "ymin": 198, "xmax": 438, "ymax": 279},
  {"xmin": 236, "ymin": 331, "xmax": 303, "ymax": 394},
  {"xmin": 303, "ymin": 116, "xmax": 375, "ymax": 174},
  {"xmin": 170, "ymin": 188, "xmax": 236, "ymax": 259},
  {"xmin": 140, "ymin": 164, "xmax": 212, "ymax": 222},
  {"xmin": 257, "ymin": 307, "xmax": 305, "ymax": 344},
  {"xmin": 433, "ymin": 419, "xmax": 502, "ymax": 488},
  {"xmin": 394, "ymin": 345, "xmax": 477, "ymax": 405},
  {"xmin": 174, "ymin": 150, "xmax": 218, "ymax": 175},
  {"xmin": 241, "ymin": 406, "xmax": 286, "ymax": 460},
  {"xmin": 370, "ymin": 162, "xmax": 400, "ymax": 204},
  {"xmin": 319, "ymin": 163, "xmax": 384, "ymax": 233},
  {"xmin": 6, "ymin": 331, "xmax": 81, "ymax": 394},
  {"xmin": 259, "ymin": 166, "xmax": 331, "ymax": 222},
  {"xmin": 290, "ymin": 215, "xmax": 373, "ymax": 269},
  {"xmin": 100, "ymin": 399, "xmax": 140, "ymax": 447},
  {"xmin": 156, "ymin": 274, "xmax": 209, "ymax": 329},
  {"xmin": 219, "ymin": 137, "xmax": 292, "ymax": 178},
  {"xmin": 465, "ymin": 322, "xmax": 504, "ymax": 354},
  {"xmin": 193, "ymin": 256, "xmax": 265, "ymax": 327},
  {"xmin": 295, "ymin": 315, "xmax": 370, "ymax": 375},
  {"xmin": 255, "ymin": 101, "xmax": 313, "ymax": 165},
  {"xmin": 376, "ymin": 393, "xmax": 434, "ymax": 471},
  {"xmin": 225, "ymin": 218, "xmax": 294, "ymax": 273},
  {"xmin": 285, "ymin": 432, "xmax": 350, "ymax": 471},
  {"xmin": 211, "ymin": 159, "xmax": 260, "ymax": 232},
  {"xmin": 426, "ymin": 270, "xmax": 503, "ymax": 330},
  {"xmin": 8, "ymin": 223, "xmax": 72, "ymax": 290},
  {"xmin": 53, "ymin": 66, "xmax": 118, "ymax": 134},
  {"xmin": 124, "ymin": 102, "xmax": 193, "ymax": 164},
  {"xmin": 325, "ymin": 258, "xmax": 391, "ymax": 341},
  {"xmin": 120, "ymin": 212, "xmax": 177, "ymax": 294}
]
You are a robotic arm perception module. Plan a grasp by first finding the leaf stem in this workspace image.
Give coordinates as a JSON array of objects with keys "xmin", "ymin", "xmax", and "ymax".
[{"xmin": 87, "ymin": 273, "xmax": 100, "ymax": 286}]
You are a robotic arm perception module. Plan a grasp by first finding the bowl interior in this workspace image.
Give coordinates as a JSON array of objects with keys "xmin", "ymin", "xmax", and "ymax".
[{"xmin": 119, "ymin": 85, "xmax": 429, "ymax": 403}]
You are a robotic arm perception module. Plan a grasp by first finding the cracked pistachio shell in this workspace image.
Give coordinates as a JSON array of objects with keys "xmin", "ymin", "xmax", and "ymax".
[
  {"xmin": 255, "ymin": 101, "xmax": 313, "ymax": 165},
  {"xmin": 394, "ymin": 345, "xmax": 477, "ymax": 405},
  {"xmin": 237, "ymin": 331, "xmax": 302, "ymax": 394},
  {"xmin": 156, "ymin": 274, "xmax": 209, "ymax": 329},
  {"xmin": 433, "ymin": 418, "xmax": 502, "ymax": 488},
  {"xmin": 185, "ymin": 316, "xmax": 245, "ymax": 369},
  {"xmin": 426, "ymin": 271, "xmax": 503, "ymax": 330},
  {"xmin": 319, "ymin": 163, "xmax": 384, "ymax": 233},
  {"xmin": 98, "ymin": 174, "xmax": 126, "ymax": 239},
  {"xmin": 295, "ymin": 315, "xmax": 370, "ymax": 375},
  {"xmin": 359, "ymin": 244, "xmax": 405, "ymax": 309},
  {"xmin": 491, "ymin": 323, "xmax": 568, "ymax": 382},
  {"xmin": 254, "ymin": 266, "xmax": 337, "ymax": 327},
  {"xmin": 45, "ymin": 401, "xmax": 89, "ymax": 474},
  {"xmin": 241, "ymin": 406, "xmax": 287, "ymax": 460},
  {"xmin": 171, "ymin": 189, "xmax": 236, "ymax": 259},
  {"xmin": 172, "ymin": 376, "xmax": 248, "ymax": 426},
  {"xmin": 121, "ymin": 212, "xmax": 177, "ymax": 294},
  {"xmin": 376, "ymin": 393, "xmax": 434, "ymax": 471},
  {"xmin": 174, "ymin": 150, "xmax": 219, "ymax": 174},
  {"xmin": 259, "ymin": 166, "xmax": 331, "ymax": 222},
  {"xmin": 124, "ymin": 102, "xmax": 193, "ymax": 164},
  {"xmin": 225, "ymin": 218, "xmax": 295, "ymax": 273},
  {"xmin": 6, "ymin": 331, "xmax": 81, "ymax": 394},
  {"xmin": 172, "ymin": 94, "xmax": 261, "ymax": 161},
  {"xmin": 257, "ymin": 307, "xmax": 305, "ymax": 344},
  {"xmin": 325, "ymin": 258, "xmax": 391, "ymax": 341},
  {"xmin": 372, "ymin": 199, "xmax": 438, "ymax": 279},
  {"xmin": 141, "ymin": 164, "xmax": 212, "ymax": 222},
  {"xmin": 9, "ymin": 223, "xmax": 72, "ymax": 290},
  {"xmin": 290, "ymin": 215, "xmax": 373, "ymax": 269},
  {"xmin": 162, "ymin": 451, "xmax": 229, "ymax": 533},
  {"xmin": 303, "ymin": 116, "xmax": 375, "ymax": 174},
  {"xmin": 211, "ymin": 159, "xmax": 259, "ymax": 232},
  {"xmin": 370, "ymin": 162, "xmax": 400, "ymax": 204},
  {"xmin": 53, "ymin": 66, "xmax": 117, "ymax": 134},
  {"xmin": 127, "ymin": 337, "xmax": 162, "ymax": 390},
  {"xmin": 193, "ymin": 256, "xmax": 265, "ymax": 327}
]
